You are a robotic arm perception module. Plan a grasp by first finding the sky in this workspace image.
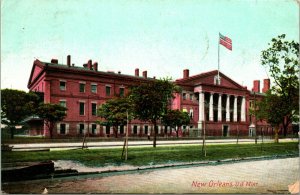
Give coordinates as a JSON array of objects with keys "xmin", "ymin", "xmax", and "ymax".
[{"xmin": 1, "ymin": 0, "xmax": 299, "ymax": 91}]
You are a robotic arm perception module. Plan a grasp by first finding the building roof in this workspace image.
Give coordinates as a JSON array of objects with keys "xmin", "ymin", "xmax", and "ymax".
[
  {"xmin": 28, "ymin": 59, "xmax": 155, "ymax": 88},
  {"xmin": 175, "ymin": 69, "xmax": 248, "ymax": 91}
]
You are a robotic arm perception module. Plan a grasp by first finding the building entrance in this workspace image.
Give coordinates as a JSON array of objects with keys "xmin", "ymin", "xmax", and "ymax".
[{"xmin": 223, "ymin": 125, "xmax": 229, "ymax": 137}]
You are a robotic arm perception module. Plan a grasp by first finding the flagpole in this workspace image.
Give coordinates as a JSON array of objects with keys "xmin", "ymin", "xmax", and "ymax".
[{"xmin": 218, "ymin": 32, "xmax": 220, "ymax": 84}]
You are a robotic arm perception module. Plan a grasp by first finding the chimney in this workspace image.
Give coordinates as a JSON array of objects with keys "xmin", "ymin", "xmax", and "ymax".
[
  {"xmin": 142, "ymin": 71, "xmax": 147, "ymax": 78},
  {"xmin": 183, "ymin": 69, "xmax": 189, "ymax": 79},
  {"xmin": 135, "ymin": 68, "xmax": 139, "ymax": 76},
  {"xmin": 252, "ymin": 80, "xmax": 260, "ymax": 93},
  {"xmin": 262, "ymin": 79, "xmax": 270, "ymax": 93},
  {"xmin": 83, "ymin": 63, "xmax": 88, "ymax": 68},
  {"xmin": 93, "ymin": 62, "xmax": 98, "ymax": 71},
  {"xmin": 67, "ymin": 55, "xmax": 71, "ymax": 67},
  {"xmin": 51, "ymin": 59, "xmax": 58, "ymax": 64},
  {"xmin": 87, "ymin": 59, "xmax": 92, "ymax": 70}
]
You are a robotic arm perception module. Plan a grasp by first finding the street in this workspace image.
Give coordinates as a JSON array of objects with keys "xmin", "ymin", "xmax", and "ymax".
[{"xmin": 2, "ymin": 157, "xmax": 298, "ymax": 194}]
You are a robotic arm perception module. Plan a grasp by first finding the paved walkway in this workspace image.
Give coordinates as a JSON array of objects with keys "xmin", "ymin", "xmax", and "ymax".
[
  {"xmin": 2, "ymin": 157, "xmax": 299, "ymax": 194},
  {"xmin": 9, "ymin": 138, "xmax": 297, "ymax": 151}
]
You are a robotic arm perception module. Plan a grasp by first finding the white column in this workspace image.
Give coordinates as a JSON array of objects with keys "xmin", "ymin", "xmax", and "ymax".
[
  {"xmin": 233, "ymin": 96, "xmax": 238, "ymax": 122},
  {"xmin": 241, "ymin": 96, "xmax": 246, "ymax": 122},
  {"xmin": 198, "ymin": 91, "xmax": 205, "ymax": 130},
  {"xmin": 226, "ymin": 94, "xmax": 230, "ymax": 122},
  {"xmin": 209, "ymin": 92, "xmax": 214, "ymax": 121},
  {"xmin": 218, "ymin": 94, "xmax": 222, "ymax": 121}
]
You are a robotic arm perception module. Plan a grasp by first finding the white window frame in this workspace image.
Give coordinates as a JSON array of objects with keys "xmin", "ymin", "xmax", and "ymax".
[
  {"xmin": 79, "ymin": 81, "xmax": 86, "ymax": 93},
  {"xmin": 105, "ymin": 85, "xmax": 111, "ymax": 96},
  {"xmin": 59, "ymin": 99, "xmax": 66, "ymax": 107},
  {"xmin": 79, "ymin": 101, "xmax": 85, "ymax": 116},
  {"xmin": 59, "ymin": 80, "xmax": 66, "ymax": 91},
  {"xmin": 91, "ymin": 83, "xmax": 97, "ymax": 93}
]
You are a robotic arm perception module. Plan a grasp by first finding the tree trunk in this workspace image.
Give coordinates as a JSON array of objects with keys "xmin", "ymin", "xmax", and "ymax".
[
  {"xmin": 274, "ymin": 126, "xmax": 279, "ymax": 143},
  {"xmin": 283, "ymin": 120, "xmax": 289, "ymax": 137},
  {"xmin": 49, "ymin": 123, "xmax": 53, "ymax": 139},
  {"xmin": 153, "ymin": 121, "xmax": 157, "ymax": 148},
  {"xmin": 176, "ymin": 129, "xmax": 179, "ymax": 138},
  {"xmin": 114, "ymin": 126, "xmax": 118, "ymax": 138},
  {"xmin": 10, "ymin": 126, "xmax": 15, "ymax": 139}
]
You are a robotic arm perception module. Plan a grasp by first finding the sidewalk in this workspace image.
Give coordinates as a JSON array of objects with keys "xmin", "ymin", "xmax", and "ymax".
[
  {"xmin": 3, "ymin": 155, "xmax": 299, "ymax": 194},
  {"xmin": 53, "ymin": 153, "xmax": 298, "ymax": 174},
  {"xmin": 9, "ymin": 138, "xmax": 297, "ymax": 151}
]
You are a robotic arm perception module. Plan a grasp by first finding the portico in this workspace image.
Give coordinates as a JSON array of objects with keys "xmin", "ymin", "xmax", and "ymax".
[
  {"xmin": 175, "ymin": 70, "xmax": 250, "ymax": 136},
  {"xmin": 197, "ymin": 91, "xmax": 246, "ymax": 130}
]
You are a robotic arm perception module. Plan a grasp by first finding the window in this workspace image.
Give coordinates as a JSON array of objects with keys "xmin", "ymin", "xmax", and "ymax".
[
  {"xmin": 92, "ymin": 124, "xmax": 97, "ymax": 134},
  {"xmin": 79, "ymin": 102, "xmax": 85, "ymax": 115},
  {"xmin": 60, "ymin": 124, "xmax": 66, "ymax": 134},
  {"xmin": 133, "ymin": 125, "xmax": 137, "ymax": 134},
  {"xmin": 106, "ymin": 86, "xmax": 111, "ymax": 96},
  {"xmin": 92, "ymin": 103, "xmax": 97, "ymax": 116},
  {"xmin": 119, "ymin": 87, "xmax": 125, "ymax": 97},
  {"xmin": 214, "ymin": 75, "xmax": 221, "ymax": 85},
  {"xmin": 155, "ymin": 126, "xmax": 158, "ymax": 134},
  {"xmin": 120, "ymin": 125, "xmax": 124, "ymax": 134},
  {"xmin": 183, "ymin": 93, "xmax": 186, "ymax": 100},
  {"xmin": 60, "ymin": 81, "xmax": 66, "ymax": 91},
  {"xmin": 91, "ymin": 84, "xmax": 97, "ymax": 93},
  {"xmin": 190, "ymin": 94, "xmax": 193, "ymax": 101},
  {"xmin": 59, "ymin": 100, "xmax": 66, "ymax": 108},
  {"xmin": 60, "ymin": 100, "xmax": 67, "ymax": 114},
  {"xmin": 106, "ymin": 126, "xmax": 110, "ymax": 134},
  {"xmin": 190, "ymin": 109, "xmax": 194, "ymax": 119},
  {"xmin": 79, "ymin": 83, "xmax": 85, "ymax": 92},
  {"xmin": 144, "ymin": 126, "xmax": 148, "ymax": 135},
  {"xmin": 79, "ymin": 124, "xmax": 84, "ymax": 134}
]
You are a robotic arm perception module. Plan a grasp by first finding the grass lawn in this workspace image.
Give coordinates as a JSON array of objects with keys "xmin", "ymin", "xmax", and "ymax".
[{"xmin": 2, "ymin": 142, "xmax": 298, "ymax": 167}]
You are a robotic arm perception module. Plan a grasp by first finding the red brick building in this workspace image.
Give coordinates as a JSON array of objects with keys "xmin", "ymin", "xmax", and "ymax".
[{"xmin": 27, "ymin": 55, "xmax": 272, "ymax": 138}]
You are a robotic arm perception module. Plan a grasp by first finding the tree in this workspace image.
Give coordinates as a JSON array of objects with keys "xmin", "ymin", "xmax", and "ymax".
[
  {"xmin": 161, "ymin": 109, "xmax": 190, "ymax": 138},
  {"xmin": 36, "ymin": 103, "xmax": 67, "ymax": 139},
  {"xmin": 97, "ymin": 97, "xmax": 133, "ymax": 138},
  {"xmin": 255, "ymin": 91, "xmax": 287, "ymax": 143},
  {"xmin": 130, "ymin": 78, "xmax": 179, "ymax": 147},
  {"xmin": 1, "ymin": 89, "xmax": 40, "ymax": 139},
  {"xmin": 261, "ymin": 34, "xmax": 299, "ymax": 136}
]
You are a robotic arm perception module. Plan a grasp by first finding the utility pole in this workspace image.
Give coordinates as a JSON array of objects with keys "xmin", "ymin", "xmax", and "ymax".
[
  {"xmin": 236, "ymin": 125, "xmax": 239, "ymax": 144},
  {"xmin": 202, "ymin": 109, "xmax": 206, "ymax": 157},
  {"xmin": 254, "ymin": 92, "xmax": 258, "ymax": 144},
  {"xmin": 126, "ymin": 111, "xmax": 129, "ymax": 160},
  {"xmin": 261, "ymin": 127, "xmax": 264, "ymax": 151},
  {"xmin": 122, "ymin": 110, "xmax": 129, "ymax": 160}
]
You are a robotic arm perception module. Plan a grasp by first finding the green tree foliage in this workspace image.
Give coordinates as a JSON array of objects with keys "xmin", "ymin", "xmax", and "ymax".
[
  {"xmin": 161, "ymin": 109, "xmax": 190, "ymax": 138},
  {"xmin": 37, "ymin": 103, "xmax": 67, "ymax": 139},
  {"xmin": 130, "ymin": 78, "xmax": 179, "ymax": 147},
  {"xmin": 1, "ymin": 89, "xmax": 40, "ymax": 139},
  {"xmin": 260, "ymin": 34, "xmax": 299, "ymax": 136},
  {"xmin": 97, "ymin": 97, "xmax": 133, "ymax": 138},
  {"xmin": 256, "ymin": 91, "xmax": 287, "ymax": 143}
]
